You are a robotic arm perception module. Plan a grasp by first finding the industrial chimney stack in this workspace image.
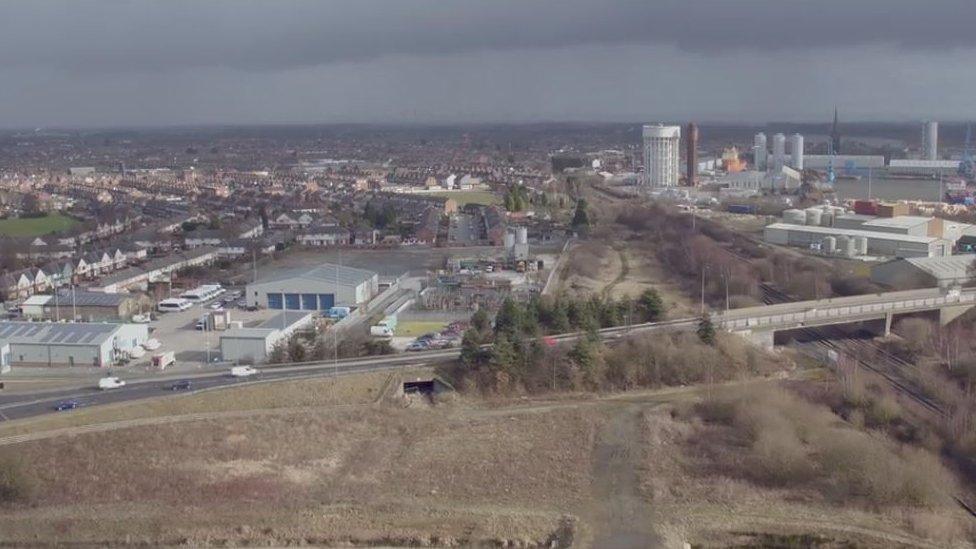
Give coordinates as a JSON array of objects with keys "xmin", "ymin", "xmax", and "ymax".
[{"xmin": 686, "ymin": 122, "xmax": 698, "ymax": 186}]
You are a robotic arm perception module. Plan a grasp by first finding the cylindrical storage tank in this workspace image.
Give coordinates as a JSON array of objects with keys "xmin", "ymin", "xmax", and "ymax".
[
  {"xmin": 822, "ymin": 236, "xmax": 836, "ymax": 254},
  {"xmin": 516, "ymin": 226, "xmax": 528, "ymax": 244},
  {"xmin": 821, "ymin": 212, "xmax": 833, "ymax": 227},
  {"xmin": 804, "ymin": 208, "xmax": 822, "ymax": 226},
  {"xmin": 835, "ymin": 235, "xmax": 850, "ymax": 256},
  {"xmin": 854, "ymin": 236, "xmax": 868, "ymax": 256},
  {"xmin": 843, "ymin": 236, "xmax": 856, "ymax": 257},
  {"xmin": 783, "ymin": 209, "xmax": 806, "ymax": 224},
  {"xmin": 504, "ymin": 231, "xmax": 515, "ymax": 250}
]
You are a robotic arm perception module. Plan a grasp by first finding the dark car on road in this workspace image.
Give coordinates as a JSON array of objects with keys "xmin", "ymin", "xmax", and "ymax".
[
  {"xmin": 54, "ymin": 399, "xmax": 80, "ymax": 411},
  {"xmin": 169, "ymin": 379, "xmax": 192, "ymax": 391}
]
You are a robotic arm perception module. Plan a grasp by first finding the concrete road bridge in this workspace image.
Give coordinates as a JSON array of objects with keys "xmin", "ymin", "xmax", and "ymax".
[{"xmin": 716, "ymin": 286, "xmax": 975, "ymax": 347}]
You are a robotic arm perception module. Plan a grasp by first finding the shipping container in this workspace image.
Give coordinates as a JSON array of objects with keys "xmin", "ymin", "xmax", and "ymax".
[
  {"xmin": 852, "ymin": 200, "xmax": 878, "ymax": 215},
  {"xmin": 727, "ymin": 204, "xmax": 757, "ymax": 214}
]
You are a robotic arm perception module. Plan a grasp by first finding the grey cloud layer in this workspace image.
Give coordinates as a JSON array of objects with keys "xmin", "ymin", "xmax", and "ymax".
[{"xmin": 1, "ymin": 0, "xmax": 974, "ymax": 72}]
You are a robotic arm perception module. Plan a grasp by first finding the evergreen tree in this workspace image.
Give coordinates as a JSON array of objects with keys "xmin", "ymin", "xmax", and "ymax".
[
  {"xmin": 571, "ymin": 198, "xmax": 590, "ymax": 232},
  {"xmin": 494, "ymin": 297, "xmax": 523, "ymax": 339},
  {"xmin": 637, "ymin": 289, "xmax": 664, "ymax": 322},
  {"xmin": 460, "ymin": 327, "xmax": 486, "ymax": 366},
  {"xmin": 471, "ymin": 308, "xmax": 492, "ymax": 336},
  {"xmin": 569, "ymin": 336, "xmax": 606, "ymax": 390},
  {"xmin": 489, "ymin": 333, "xmax": 518, "ymax": 374},
  {"xmin": 697, "ymin": 315, "xmax": 716, "ymax": 345}
]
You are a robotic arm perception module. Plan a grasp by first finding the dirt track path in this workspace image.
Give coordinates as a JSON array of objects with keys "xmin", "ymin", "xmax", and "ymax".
[{"xmin": 588, "ymin": 403, "xmax": 662, "ymax": 548}]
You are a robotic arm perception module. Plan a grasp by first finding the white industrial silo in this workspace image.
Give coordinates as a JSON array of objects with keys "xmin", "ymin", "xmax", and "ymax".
[
  {"xmin": 516, "ymin": 226, "xmax": 528, "ymax": 244},
  {"xmin": 783, "ymin": 209, "xmax": 806, "ymax": 224},
  {"xmin": 821, "ymin": 212, "xmax": 834, "ymax": 227},
  {"xmin": 835, "ymin": 235, "xmax": 850, "ymax": 256},
  {"xmin": 790, "ymin": 133, "xmax": 804, "ymax": 170},
  {"xmin": 854, "ymin": 235, "xmax": 868, "ymax": 256},
  {"xmin": 804, "ymin": 207, "xmax": 822, "ymax": 226},
  {"xmin": 504, "ymin": 231, "xmax": 515, "ymax": 250},
  {"xmin": 772, "ymin": 133, "xmax": 786, "ymax": 171},
  {"xmin": 822, "ymin": 236, "xmax": 837, "ymax": 254},
  {"xmin": 754, "ymin": 133, "xmax": 768, "ymax": 171}
]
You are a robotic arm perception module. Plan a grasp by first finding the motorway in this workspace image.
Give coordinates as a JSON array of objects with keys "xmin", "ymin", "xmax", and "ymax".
[{"xmin": 0, "ymin": 318, "xmax": 699, "ymax": 422}]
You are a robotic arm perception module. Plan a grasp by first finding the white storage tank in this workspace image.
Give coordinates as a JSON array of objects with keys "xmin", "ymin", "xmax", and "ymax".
[
  {"xmin": 822, "ymin": 236, "xmax": 836, "ymax": 254},
  {"xmin": 842, "ymin": 236, "xmax": 856, "ymax": 257},
  {"xmin": 820, "ymin": 212, "xmax": 834, "ymax": 227},
  {"xmin": 504, "ymin": 231, "xmax": 515, "ymax": 250},
  {"xmin": 854, "ymin": 235, "xmax": 868, "ymax": 256},
  {"xmin": 835, "ymin": 235, "xmax": 850, "ymax": 256},
  {"xmin": 783, "ymin": 209, "xmax": 806, "ymax": 224},
  {"xmin": 516, "ymin": 226, "xmax": 528, "ymax": 244},
  {"xmin": 804, "ymin": 208, "xmax": 822, "ymax": 226}
]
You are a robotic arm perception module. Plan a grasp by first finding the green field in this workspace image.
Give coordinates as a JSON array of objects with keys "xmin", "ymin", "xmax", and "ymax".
[
  {"xmin": 0, "ymin": 213, "xmax": 79, "ymax": 237},
  {"xmin": 395, "ymin": 320, "xmax": 448, "ymax": 337},
  {"xmin": 426, "ymin": 190, "xmax": 501, "ymax": 207}
]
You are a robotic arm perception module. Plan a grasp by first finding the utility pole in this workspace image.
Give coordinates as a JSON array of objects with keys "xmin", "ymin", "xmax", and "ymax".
[
  {"xmin": 724, "ymin": 268, "xmax": 730, "ymax": 313},
  {"xmin": 700, "ymin": 265, "xmax": 708, "ymax": 315}
]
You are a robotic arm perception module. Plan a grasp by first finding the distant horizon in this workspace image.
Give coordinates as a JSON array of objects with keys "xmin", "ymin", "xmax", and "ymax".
[{"xmin": 3, "ymin": 117, "xmax": 975, "ymax": 134}]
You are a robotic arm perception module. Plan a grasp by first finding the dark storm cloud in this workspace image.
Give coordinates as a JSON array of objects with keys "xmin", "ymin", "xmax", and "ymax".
[{"xmin": 1, "ymin": 0, "xmax": 974, "ymax": 73}]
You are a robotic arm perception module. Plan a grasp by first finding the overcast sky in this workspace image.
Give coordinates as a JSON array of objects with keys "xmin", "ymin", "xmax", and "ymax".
[{"xmin": 1, "ymin": 0, "xmax": 975, "ymax": 128}]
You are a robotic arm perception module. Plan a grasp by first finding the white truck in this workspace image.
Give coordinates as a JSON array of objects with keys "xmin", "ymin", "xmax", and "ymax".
[
  {"xmin": 152, "ymin": 351, "xmax": 175, "ymax": 370},
  {"xmin": 97, "ymin": 376, "xmax": 126, "ymax": 390}
]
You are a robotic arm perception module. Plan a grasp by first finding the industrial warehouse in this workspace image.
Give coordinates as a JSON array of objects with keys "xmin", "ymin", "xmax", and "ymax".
[
  {"xmin": 871, "ymin": 254, "xmax": 976, "ymax": 289},
  {"xmin": 763, "ymin": 203, "xmax": 959, "ymax": 259},
  {"xmin": 0, "ymin": 321, "xmax": 149, "ymax": 368},
  {"xmin": 219, "ymin": 311, "xmax": 316, "ymax": 364},
  {"xmin": 245, "ymin": 263, "xmax": 379, "ymax": 311},
  {"xmin": 20, "ymin": 290, "xmax": 153, "ymax": 322}
]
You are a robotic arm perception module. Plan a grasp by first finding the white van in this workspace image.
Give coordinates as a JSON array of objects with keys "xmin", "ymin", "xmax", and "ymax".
[
  {"xmin": 97, "ymin": 376, "xmax": 126, "ymax": 390},
  {"xmin": 157, "ymin": 298, "xmax": 193, "ymax": 313},
  {"xmin": 229, "ymin": 366, "xmax": 258, "ymax": 378}
]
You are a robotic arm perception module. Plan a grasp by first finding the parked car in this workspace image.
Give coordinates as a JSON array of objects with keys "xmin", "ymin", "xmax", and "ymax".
[
  {"xmin": 54, "ymin": 399, "xmax": 80, "ymax": 411},
  {"xmin": 131, "ymin": 313, "xmax": 151, "ymax": 324},
  {"xmin": 208, "ymin": 302, "xmax": 224, "ymax": 311},
  {"xmin": 229, "ymin": 366, "xmax": 258, "ymax": 378},
  {"xmin": 406, "ymin": 341, "xmax": 429, "ymax": 352},
  {"xmin": 97, "ymin": 376, "xmax": 126, "ymax": 390},
  {"xmin": 169, "ymin": 379, "xmax": 192, "ymax": 391}
]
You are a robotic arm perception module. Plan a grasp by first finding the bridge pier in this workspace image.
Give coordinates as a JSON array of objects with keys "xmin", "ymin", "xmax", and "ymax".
[
  {"xmin": 940, "ymin": 304, "xmax": 974, "ymax": 326},
  {"xmin": 884, "ymin": 313, "xmax": 893, "ymax": 337}
]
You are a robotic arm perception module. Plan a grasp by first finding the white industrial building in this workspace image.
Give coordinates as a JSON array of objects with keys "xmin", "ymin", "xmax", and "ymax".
[
  {"xmin": 763, "ymin": 223, "xmax": 950, "ymax": 258},
  {"xmin": 888, "ymin": 159, "xmax": 960, "ymax": 176},
  {"xmin": 803, "ymin": 155, "xmax": 886, "ymax": 170},
  {"xmin": 871, "ymin": 254, "xmax": 975, "ymax": 289},
  {"xmin": 642, "ymin": 124, "xmax": 681, "ymax": 188},
  {"xmin": 0, "ymin": 321, "xmax": 149, "ymax": 367},
  {"xmin": 718, "ymin": 166, "xmax": 800, "ymax": 192},
  {"xmin": 245, "ymin": 263, "xmax": 378, "ymax": 311},
  {"xmin": 220, "ymin": 311, "xmax": 316, "ymax": 364}
]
